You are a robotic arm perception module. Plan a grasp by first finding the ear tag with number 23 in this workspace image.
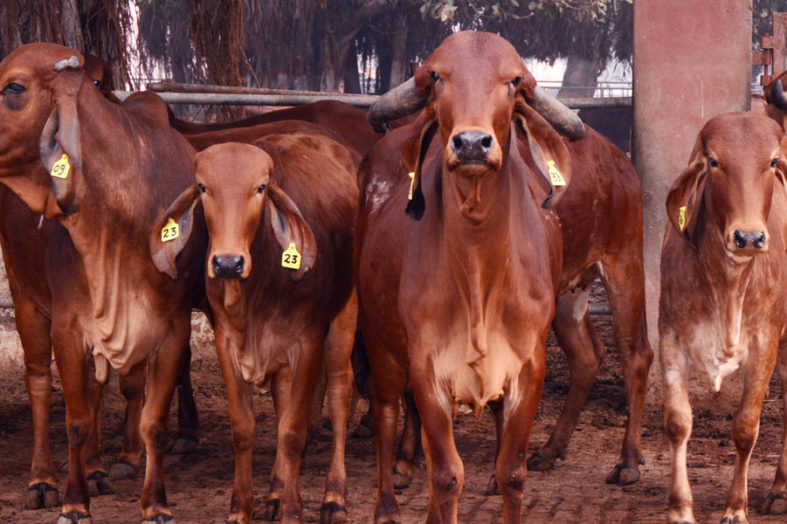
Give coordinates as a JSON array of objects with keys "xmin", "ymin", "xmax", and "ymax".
[
  {"xmin": 547, "ymin": 160, "xmax": 566, "ymax": 187},
  {"xmin": 161, "ymin": 218, "xmax": 180, "ymax": 242},
  {"xmin": 282, "ymin": 242, "xmax": 301, "ymax": 270},
  {"xmin": 678, "ymin": 206, "xmax": 687, "ymax": 231},
  {"xmin": 50, "ymin": 153, "xmax": 70, "ymax": 179}
]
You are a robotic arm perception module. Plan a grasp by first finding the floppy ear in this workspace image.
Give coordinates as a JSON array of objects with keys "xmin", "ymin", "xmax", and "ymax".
[
  {"xmin": 150, "ymin": 185, "xmax": 201, "ymax": 279},
  {"xmin": 399, "ymin": 112, "xmax": 438, "ymax": 220},
  {"xmin": 514, "ymin": 100, "xmax": 573, "ymax": 208},
  {"xmin": 39, "ymin": 104, "xmax": 85, "ymax": 215},
  {"xmin": 265, "ymin": 181, "xmax": 317, "ymax": 281},
  {"xmin": 776, "ymin": 136, "xmax": 787, "ymax": 192},
  {"xmin": 666, "ymin": 139, "xmax": 708, "ymax": 246}
]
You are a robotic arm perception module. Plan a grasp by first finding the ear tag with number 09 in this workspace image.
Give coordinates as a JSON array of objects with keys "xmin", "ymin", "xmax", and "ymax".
[
  {"xmin": 547, "ymin": 160, "xmax": 566, "ymax": 186},
  {"xmin": 50, "ymin": 153, "xmax": 71, "ymax": 179},
  {"xmin": 407, "ymin": 171, "xmax": 415, "ymax": 200},
  {"xmin": 678, "ymin": 206, "xmax": 687, "ymax": 231},
  {"xmin": 282, "ymin": 242, "xmax": 301, "ymax": 270},
  {"xmin": 161, "ymin": 218, "xmax": 180, "ymax": 242}
]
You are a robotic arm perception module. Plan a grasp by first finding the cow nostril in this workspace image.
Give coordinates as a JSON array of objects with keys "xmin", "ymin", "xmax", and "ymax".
[
  {"xmin": 452, "ymin": 135, "xmax": 464, "ymax": 151},
  {"xmin": 233, "ymin": 256, "xmax": 244, "ymax": 274},
  {"xmin": 480, "ymin": 135, "xmax": 492, "ymax": 149},
  {"xmin": 733, "ymin": 230, "xmax": 747, "ymax": 249},
  {"xmin": 754, "ymin": 232, "xmax": 766, "ymax": 249},
  {"xmin": 213, "ymin": 255, "xmax": 244, "ymax": 278}
]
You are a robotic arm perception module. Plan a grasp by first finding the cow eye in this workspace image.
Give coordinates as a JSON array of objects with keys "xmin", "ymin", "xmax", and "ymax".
[
  {"xmin": 771, "ymin": 157, "xmax": 779, "ymax": 168},
  {"xmin": 708, "ymin": 157, "xmax": 718, "ymax": 168},
  {"xmin": 197, "ymin": 183, "xmax": 207, "ymax": 194},
  {"xmin": 511, "ymin": 76, "xmax": 522, "ymax": 88},
  {"xmin": 256, "ymin": 184, "xmax": 266, "ymax": 194},
  {"xmin": 93, "ymin": 80, "xmax": 100, "ymax": 87},
  {"xmin": 3, "ymin": 82, "xmax": 25, "ymax": 95},
  {"xmin": 430, "ymin": 71, "xmax": 440, "ymax": 82}
]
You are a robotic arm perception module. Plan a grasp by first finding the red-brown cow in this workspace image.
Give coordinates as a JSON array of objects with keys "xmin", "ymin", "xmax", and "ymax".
[
  {"xmin": 660, "ymin": 112, "xmax": 787, "ymax": 523},
  {"xmin": 764, "ymin": 73, "xmax": 787, "ymax": 130},
  {"xmin": 151, "ymin": 135, "xmax": 358, "ymax": 524},
  {"xmin": 0, "ymin": 46, "xmax": 206, "ymax": 522},
  {"xmin": 356, "ymin": 31, "xmax": 584, "ymax": 523}
]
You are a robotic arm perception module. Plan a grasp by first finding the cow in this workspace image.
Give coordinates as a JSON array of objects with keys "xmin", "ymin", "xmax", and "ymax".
[
  {"xmin": 355, "ymin": 31, "xmax": 586, "ymax": 523},
  {"xmin": 659, "ymin": 112, "xmax": 787, "ymax": 523},
  {"xmin": 151, "ymin": 135, "xmax": 358, "ymax": 523},
  {"xmin": 764, "ymin": 73, "xmax": 787, "ymax": 130},
  {"xmin": 367, "ymin": 51, "xmax": 653, "ymax": 495},
  {"xmin": 0, "ymin": 44, "xmax": 208, "ymax": 522}
]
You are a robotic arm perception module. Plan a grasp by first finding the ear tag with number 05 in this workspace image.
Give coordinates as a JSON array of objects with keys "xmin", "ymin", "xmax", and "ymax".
[
  {"xmin": 282, "ymin": 242, "xmax": 301, "ymax": 270},
  {"xmin": 50, "ymin": 153, "xmax": 71, "ymax": 179},
  {"xmin": 547, "ymin": 160, "xmax": 566, "ymax": 186},
  {"xmin": 678, "ymin": 206, "xmax": 687, "ymax": 231},
  {"xmin": 161, "ymin": 218, "xmax": 180, "ymax": 242},
  {"xmin": 407, "ymin": 171, "xmax": 415, "ymax": 200}
]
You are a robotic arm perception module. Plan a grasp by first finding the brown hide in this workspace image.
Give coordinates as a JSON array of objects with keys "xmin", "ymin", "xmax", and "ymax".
[
  {"xmin": 355, "ymin": 31, "xmax": 566, "ymax": 523},
  {"xmin": 659, "ymin": 112, "xmax": 787, "ymax": 523},
  {"xmin": 764, "ymin": 71, "xmax": 787, "ymax": 130},
  {"xmin": 153, "ymin": 135, "xmax": 357, "ymax": 522}
]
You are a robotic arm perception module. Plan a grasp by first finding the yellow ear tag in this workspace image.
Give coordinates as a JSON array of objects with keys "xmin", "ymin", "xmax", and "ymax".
[
  {"xmin": 160, "ymin": 217, "xmax": 180, "ymax": 243},
  {"xmin": 678, "ymin": 206, "xmax": 687, "ymax": 231},
  {"xmin": 407, "ymin": 171, "xmax": 415, "ymax": 200},
  {"xmin": 547, "ymin": 160, "xmax": 566, "ymax": 187},
  {"xmin": 282, "ymin": 242, "xmax": 302, "ymax": 270},
  {"xmin": 50, "ymin": 153, "xmax": 70, "ymax": 179}
]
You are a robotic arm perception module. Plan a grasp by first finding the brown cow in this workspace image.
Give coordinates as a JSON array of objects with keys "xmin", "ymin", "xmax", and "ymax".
[
  {"xmin": 1, "ymin": 47, "xmax": 206, "ymax": 522},
  {"xmin": 151, "ymin": 136, "xmax": 358, "ymax": 523},
  {"xmin": 0, "ymin": 44, "xmax": 199, "ymax": 509},
  {"xmin": 356, "ymin": 31, "xmax": 584, "ymax": 523},
  {"xmin": 764, "ymin": 73, "xmax": 787, "ymax": 130},
  {"xmin": 660, "ymin": 112, "xmax": 787, "ymax": 523}
]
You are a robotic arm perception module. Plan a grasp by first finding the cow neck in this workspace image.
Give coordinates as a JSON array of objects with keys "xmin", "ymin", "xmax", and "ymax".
[{"xmin": 694, "ymin": 190, "xmax": 764, "ymax": 351}]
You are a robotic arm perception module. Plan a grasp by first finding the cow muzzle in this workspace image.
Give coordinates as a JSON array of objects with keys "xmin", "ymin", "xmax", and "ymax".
[
  {"xmin": 446, "ymin": 128, "xmax": 502, "ymax": 174},
  {"xmin": 725, "ymin": 228, "xmax": 768, "ymax": 258},
  {"xmin": 212, "ymin": 254, "xmax": 245, "ymax": 279}
]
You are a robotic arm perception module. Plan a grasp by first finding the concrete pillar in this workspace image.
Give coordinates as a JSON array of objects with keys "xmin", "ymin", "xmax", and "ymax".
[{"xmin": 633, "ymin": 1, "xmax": 752, "ymax": 348}]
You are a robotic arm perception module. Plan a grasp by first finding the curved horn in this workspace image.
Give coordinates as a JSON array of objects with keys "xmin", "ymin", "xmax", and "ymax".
[
  {"xmin": 527, "ymin": 86, "xmax": 585, "ymax": 141},
  {"xmin": 771, "ymin": 79, "xmax": 787, "ymax": 111},
  {"xmin": 53, "ymin": 55, "xmax": 81, "ymax": 72},
  {"xmin": 368, "ymin": 77, "xmax": 428, "ymax": 133}
]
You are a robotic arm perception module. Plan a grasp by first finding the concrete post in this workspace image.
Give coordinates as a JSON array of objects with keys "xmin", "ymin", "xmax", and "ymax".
[{"xmin": 633, "ymin": 1, "xmax": 752, "ymax": 349}]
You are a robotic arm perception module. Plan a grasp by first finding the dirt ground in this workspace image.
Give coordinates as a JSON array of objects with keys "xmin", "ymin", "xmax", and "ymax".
[{"xmin": 0, "ymin": 288, "xmax": 785, "ymax": 524}]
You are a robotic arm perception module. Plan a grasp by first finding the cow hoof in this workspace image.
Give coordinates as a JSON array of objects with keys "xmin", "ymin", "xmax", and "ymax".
[
  {"xmin": 526, "ymin": 450, "xmax": 557, "ymax": 471},
  {"xmin": 141, "ymin": 514, "xmax": 175, "ymax": 523},
  {"xmin": 392, "ymin": 471, "xmax": 411, "ymax": 490},
  {"xmin": 720, "ymin": 516, "xmax": 746, "ymax": 524},
  {"xmin": 761, "ymin": 492, "xmax": 787, "ymax": 514},
  {"xmin": 350, "ymin": 417, "xmax": 374, "ymax": 439},
  {"xmin": 57, "ymin": 511, "xmax": 92, "ymax": 524},
  {"xmin": 485, "ymin": 473, "xmax": 499, "ymax": 496},
  {"xmin": 26, "ymin": 482, "xmax": 59, "ymax": 509},
  {"xmin": 109, "ymin": 461, "xmax": 137, "ymax": 481},
  {"xmin": 320, "ymin": 501, "xmax": 348, "ymax": 523},
  {"xmin": 169, "ymin": 436, "xmax": 198, "ymax": 454},
  {"xmin": 605, "ymin": 464, "xmax": 640, "ymax": 486},
  {"xmin": 262, "ymin": 498, "xmax": 280, "ymax": 521},
  {"xmin": 86, "ymin": 470, "xmax": 115, "ymax": 496}
]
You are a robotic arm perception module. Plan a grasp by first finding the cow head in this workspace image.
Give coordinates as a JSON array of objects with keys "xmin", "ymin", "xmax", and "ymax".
[
  {"xmin": 367, "ymin": 31, "xmax": 581, "ymax": 219},
  {"xmin": 0, "ymin": 43, "xmax": 114, "ymax": 216},
  {"xmin": 666, "ymin": 112, "xmax": 787, "ymax": 261},
  {"xmin": 151, "ymin": 142, "xmax": 316, "ymax": 281}
]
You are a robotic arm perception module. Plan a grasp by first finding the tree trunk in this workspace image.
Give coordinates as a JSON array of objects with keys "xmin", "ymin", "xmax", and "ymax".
[
  {"xmin": 389, "ymin": 8, "xmax": 409, "ymax": 88},
  {"xmin": 61, "ymin": 0, "xmax": 84, "ymax": 50},
  {"xmin": 558, "ymin": 55, "xmax": 603, "ymax": 98}
]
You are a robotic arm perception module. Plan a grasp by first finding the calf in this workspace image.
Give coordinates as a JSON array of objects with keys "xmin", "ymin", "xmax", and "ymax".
[
  {"xmin": 660, "ymin": 112, "xmax": 787, "ymax": 523},
  {"xmin": 151, "ymin": 135, "xmax": 358, "ymax": 524}
]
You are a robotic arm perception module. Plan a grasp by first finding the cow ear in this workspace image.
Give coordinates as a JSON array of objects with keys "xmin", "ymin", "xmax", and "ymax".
[
  {"xmin": 666, "ymin": 142, "xmax": 708, "ymax": 247},
  {"xmin": 514, "ymin": 100, "xmax": 573, "ymax": 208},
  {"xmin": 39, "ymin": 106, "xmax": 85, "ymax": 216},
  {"xmin": 399, "ymin": 113, "xmax": 438, "ymax": 220},
  {"xmin": 776, "ymin": 136, "xmax": 787, "ymax": 193},
  {"xmin": 150, "ymin": 185, "xmax": 201, "ymax": 279},
  {"xmin": 265, "ymin": 181, "xmax": 317, "ymax": 281}
]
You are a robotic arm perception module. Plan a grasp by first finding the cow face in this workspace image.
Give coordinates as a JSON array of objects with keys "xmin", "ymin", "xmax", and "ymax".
[
  {"xmin": 667, "ymin": 112, "xmax": 787, "ymax": 261},
  {"xmin": 151, "ymin": 142, "xmax": 316, "ymax": 281}
]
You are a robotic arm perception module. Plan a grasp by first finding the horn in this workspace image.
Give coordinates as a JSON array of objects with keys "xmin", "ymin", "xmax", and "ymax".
[
  {"xmin": 368, "ymin": 77, "xmax": 428, "ymax": 133},
  {"xmin": 771, "ymin": 79, "xmax": 787, "ymax": 111},
  {"xmin": 528, "ymin": 86, "xmax": 586, "ymax": 140},
  {"xmin": 53, "ymin": 55, "xmax": 81, "ymax": 72}
]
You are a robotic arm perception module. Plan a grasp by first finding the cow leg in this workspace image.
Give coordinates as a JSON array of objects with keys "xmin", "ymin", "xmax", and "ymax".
[
  {"xmin": 51, "ymin": 327, "xmax": 94, "ymax": 522},
  {"xmin": 393, "ymin": 390, "xmax": 421, "ymax": 490},
  {"xmin": 83, "ymin": 362, "xmax": 114, "ymax": 497},
  {"xmin": 762, "ymin": 343, "xmax": 787, "ymax": 515},
  {"xmin": 138, "ymin": 323, "xmax": 191, "ymax": 523},
  {"xmin": 171, "ymin": 343, "xmax": 200, "ymax": 454},
  {"xmin": 484, "ymin": 399, "xmax": 504, "ymax": 496},
  {"xmin": 601, "ymin": 255, "xmax": 654, "ymax": 485},
  {"xmin": 15, "ymin": 296, "xmax": 60, "ymax": 509},
  {"xmin": 320, "ymin": 294, "xmax": 357, "ymax": 524},
  {"xmin": 661, "ymin": 340, "xmax": 695, "ymax": 524},
  {"xmin": 214, "ymin": 325, "xmax": 256, "ymax": 524},
  {"xmin": 528, "ymin": 287, "xmax": 605, "ymax": 473},
  {"xmin": 110, "ymin": 362, "xmax": 146, "ymax": 481},
  {"xmin": 496, "ymin": 353, "xmax": 546, "ymax": 524},
  {"xmin": 410, "ymin": 362, "xmax": 463, "ymax": 524},
  {"xmin": 264, "ymin": 369, "xmax": 292, "ymax": 521},
  {"xmin": 721, "ymin": 343, "xmax": 778, "ymax": 524}
]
